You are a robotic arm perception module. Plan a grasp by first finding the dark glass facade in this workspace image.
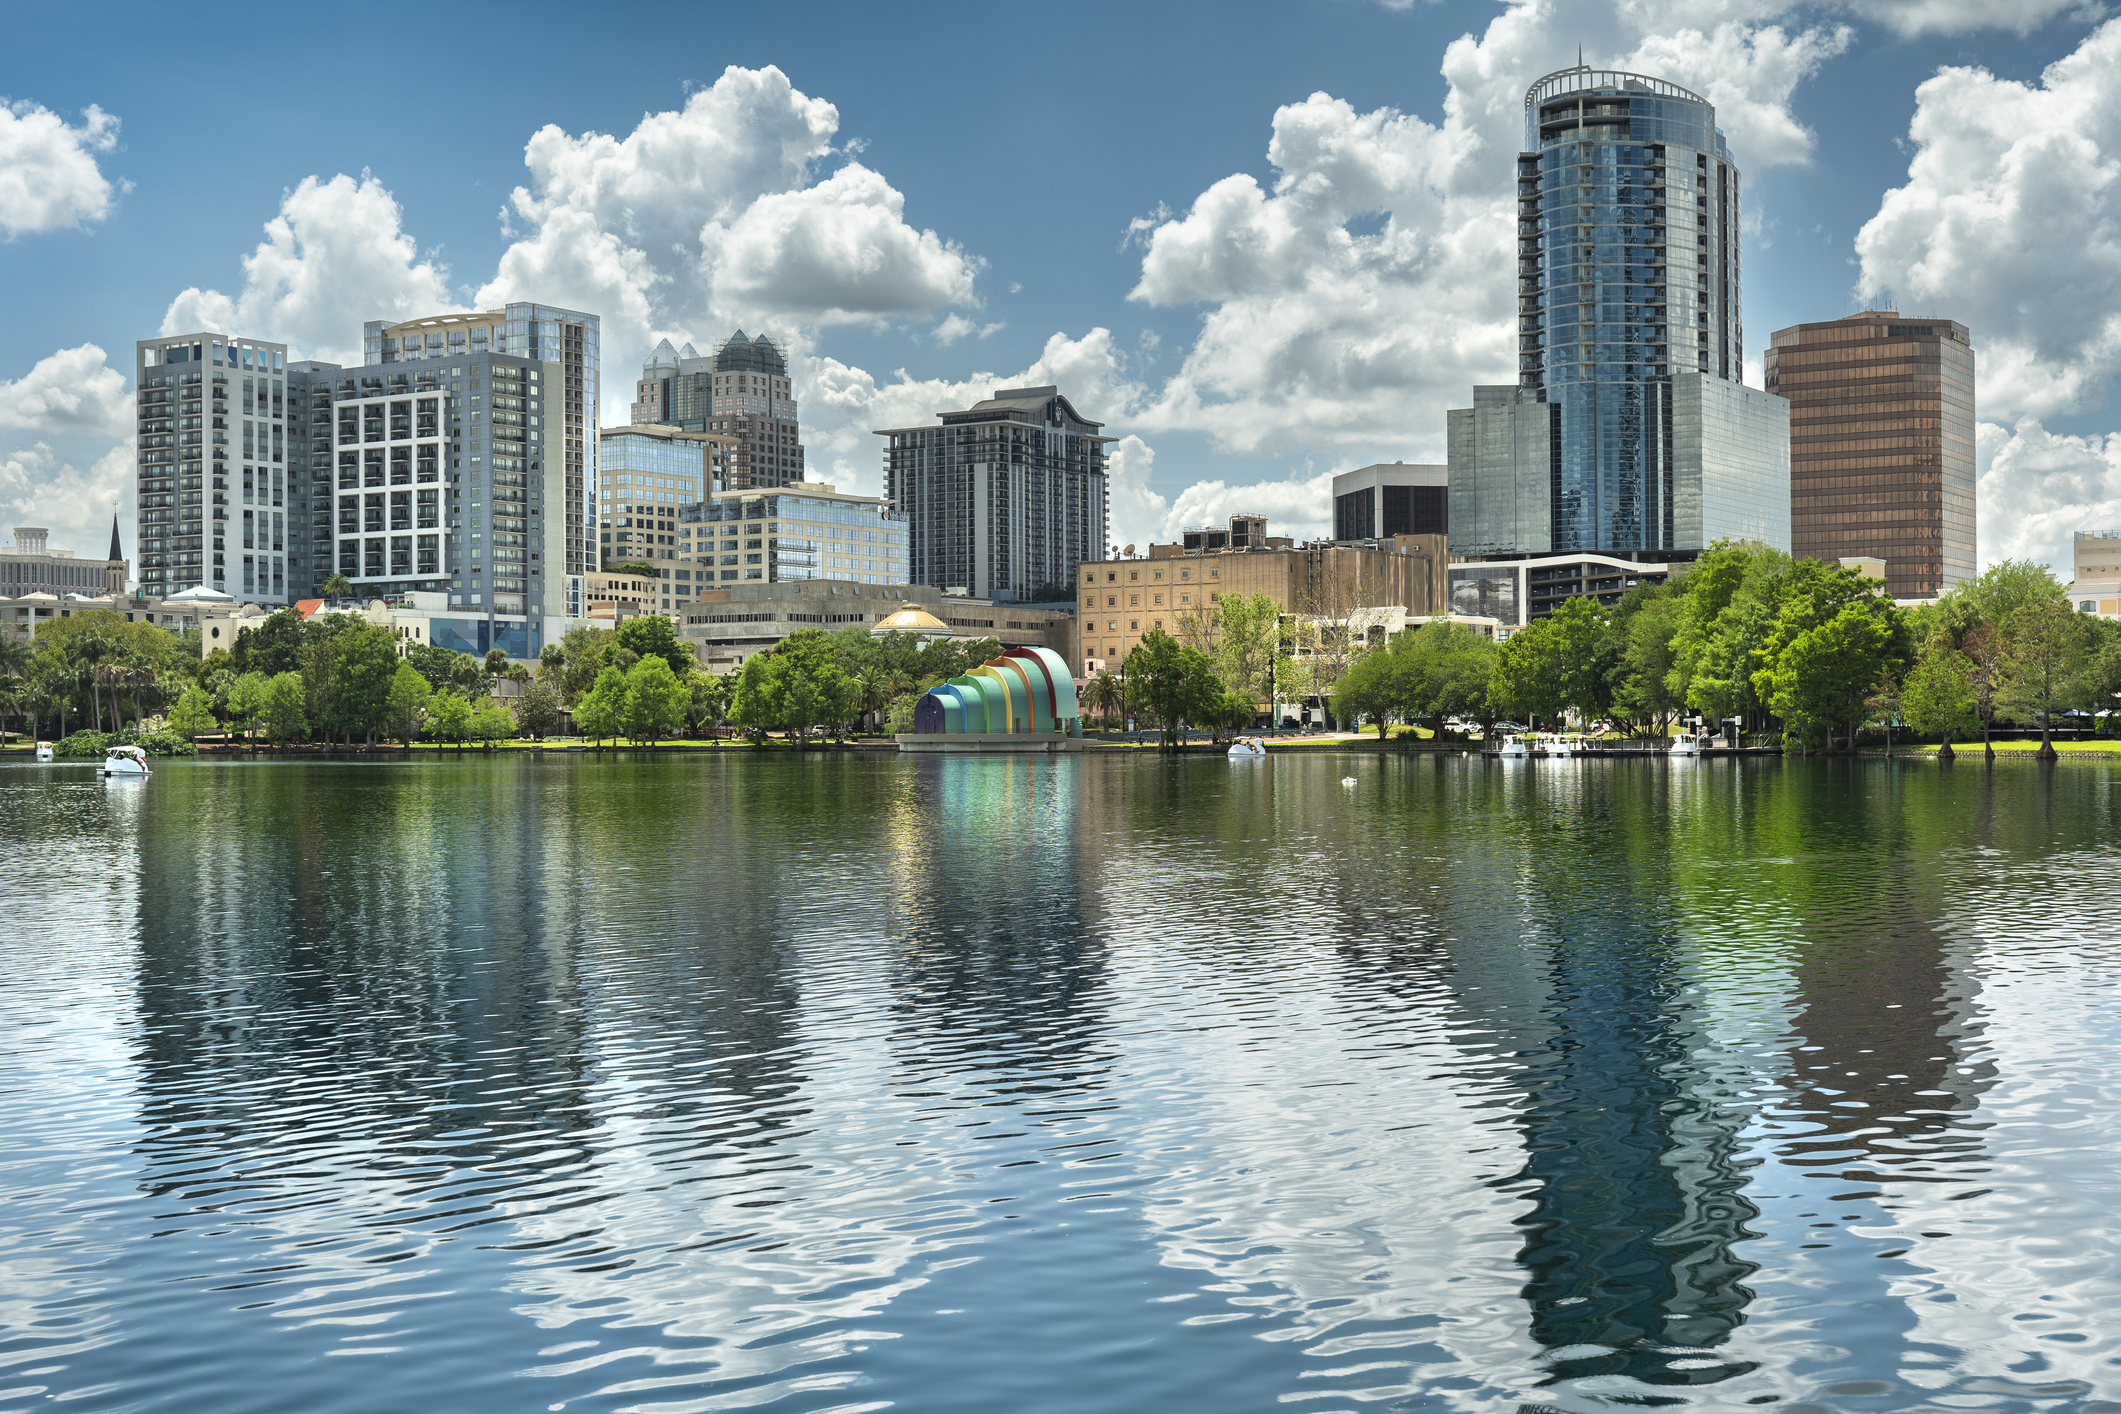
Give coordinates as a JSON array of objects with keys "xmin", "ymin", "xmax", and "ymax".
[
  {"xmin": 1766, "ymin": 313, "xmax": 1976, "ymax": 598},
  {"xmin": 1519, "ymin": 68, "xmax": 1743, "ymax": 555}
]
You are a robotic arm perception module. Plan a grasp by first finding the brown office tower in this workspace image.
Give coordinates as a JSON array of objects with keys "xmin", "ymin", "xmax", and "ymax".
[{"xmin": 1764, "ymin": 312, "xmax": 1975, "ymax": 598}]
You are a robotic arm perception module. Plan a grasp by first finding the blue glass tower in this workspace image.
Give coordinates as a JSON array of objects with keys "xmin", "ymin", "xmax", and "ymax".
[{"xmin": 1518, "ymin": 67, "xmax": 1748, "ymax": 556}]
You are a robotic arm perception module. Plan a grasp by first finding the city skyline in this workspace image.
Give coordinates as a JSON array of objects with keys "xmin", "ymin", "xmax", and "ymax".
[{"xmin": 2, "ymin": 2, "xmax": 2118, "ymax": 580}]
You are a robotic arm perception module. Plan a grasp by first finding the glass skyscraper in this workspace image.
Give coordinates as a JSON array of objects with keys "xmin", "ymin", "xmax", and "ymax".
[{"xmin": 1449, "ymin": 65, "xmax": 1788, "ymax": 565}]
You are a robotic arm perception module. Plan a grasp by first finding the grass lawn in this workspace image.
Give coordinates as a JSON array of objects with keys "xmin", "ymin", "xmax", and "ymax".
[{"xmin": 1903, "ymin": 738, "xmax": 2121, "ymax": 754}]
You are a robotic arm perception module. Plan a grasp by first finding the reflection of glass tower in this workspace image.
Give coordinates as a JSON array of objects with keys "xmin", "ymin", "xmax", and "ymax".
[{"xmin": 1449, "ymin": 66, "xmax": 1789, "ymax": 561}]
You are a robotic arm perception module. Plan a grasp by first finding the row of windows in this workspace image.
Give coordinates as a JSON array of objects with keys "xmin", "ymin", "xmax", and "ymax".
[{"xmin": 1082, "ymin": 564, "xmax": 1222, "ymax": 583}]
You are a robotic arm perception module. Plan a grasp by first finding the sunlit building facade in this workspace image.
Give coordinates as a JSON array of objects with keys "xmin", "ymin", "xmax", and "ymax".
[
  {"xmin": 1447, "ymin": 65, "xmax": 1789, "ymax": 565},
  {"xmin": 1766, "ymin": 312, "xmax": 1975, "ymax": 598}
]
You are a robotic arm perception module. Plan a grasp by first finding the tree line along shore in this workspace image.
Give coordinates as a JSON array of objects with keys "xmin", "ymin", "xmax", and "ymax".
[{"xmin": 1, "ymin": 540, "xmax": 2110, "ymax": 759}]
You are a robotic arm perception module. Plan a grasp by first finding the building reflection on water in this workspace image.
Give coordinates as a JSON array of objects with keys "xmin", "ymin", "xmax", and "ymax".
[{"xmin": 23, "ymin": 752, "xmax": 2109, "ymax": 1413}]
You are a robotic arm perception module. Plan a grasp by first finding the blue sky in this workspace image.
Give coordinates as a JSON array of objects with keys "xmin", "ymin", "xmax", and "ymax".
[{"xmin": 4, "ymin": 0, "xmax": 2120, "ymax": 578}]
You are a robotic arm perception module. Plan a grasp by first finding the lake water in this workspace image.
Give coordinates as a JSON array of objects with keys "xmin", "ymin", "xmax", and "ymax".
[{"xmin": 5, "ymin": 751, "xmax": 2121, "ymax": 1414}]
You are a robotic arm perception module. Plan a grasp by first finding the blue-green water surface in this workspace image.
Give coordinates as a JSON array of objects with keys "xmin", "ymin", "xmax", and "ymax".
[{"xmin": 3, "ymin": 751, "xmax": 2119, "ymax": 1413}]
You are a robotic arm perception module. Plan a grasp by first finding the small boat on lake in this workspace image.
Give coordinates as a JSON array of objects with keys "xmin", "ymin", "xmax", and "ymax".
[
  {"xmin": 34, "ymin": 741, "xmax": 53, "ymax": 762},
  {"xmin": 100, "ymin": 745, "xmax": 150, "ymax": 777},
  {"xmin": 1227, "ymin": 737, "xmax": 1265, "ymax": 759},
  {"xmin": 1492, "ymin": 735, "xmax": 1530, "ymax": 758}
]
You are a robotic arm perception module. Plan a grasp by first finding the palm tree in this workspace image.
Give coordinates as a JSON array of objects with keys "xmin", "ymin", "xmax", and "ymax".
[
  {"xmin": 1083, "ymin": 670, "xmax": 1124, "ymax": 732},
  {"xmin": 321, "ymin": 573, "xmax": 353, "ymax": 598},
  {"xmin": 449, "ymin": 652, "xmax": 484, "ymax": 701},
  {"xmin": 854, "ymin": 666, "xmax": 895, "ymax": 733},
  {"xmin": 70, "ymin": 632, "xmax": 113, "ymax": 733}
]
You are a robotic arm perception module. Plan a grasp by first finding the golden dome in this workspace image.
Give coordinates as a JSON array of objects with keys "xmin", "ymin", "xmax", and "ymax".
[{"xmin": 871, "ymin": 606, "xmax": 952, "ymax": 637}]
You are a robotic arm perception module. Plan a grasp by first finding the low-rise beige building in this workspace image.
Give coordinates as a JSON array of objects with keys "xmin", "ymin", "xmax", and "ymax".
[
  {"xmin": 681, "ymin": 580, "xmax": 1074, "ymax": 674},
  {"xmin": 1076, "ymin": 520, "xmax": 1447, "ymax": 676}
]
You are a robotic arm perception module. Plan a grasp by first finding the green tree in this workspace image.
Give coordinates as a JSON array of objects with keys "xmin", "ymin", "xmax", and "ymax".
[
  {"xmin": 231, "ymin": 608, "xmax": 316, "ymax": 677},
  {"xmin": 469, "ymin": 703, "xmax": 518, "ymax": 750},
  {"xmin": 1332, "ymin": 647, "xmax": 1400, "ymax": 739},
  {"xmin": 556, "ymin": 627, "xmax": 614, "ymax": 705},
  {"xmin": 516, "ymin": 678, "xmax": 565, "ymax": 740},
  {"xmin": 1961, "ymin": 622, "xmax": 2008, "ymax": 758},
  {"xmin": 1669, "ymin": 540, "xmax": 1794, "ymax": 729},
  {"xmin": 321, "ymin": 573, "xmax": 353, "ymax": 597},
  {"xmin": 1123, "ymin": 629, "xmax": 1223, "ymax": 749},
  {"xmin": 573, "ymin": 666, "xmax": 627, "ymax": 749},
  {"xmin": 1490, "ymin": 617, "xmax": 1566, "ymax": 729},
  {"xmin": 261, "ymin": 671, "xmax": 309, "ymax": 746},
  {"xmin": 1545, "ymin": 596, "xmax": 1620, "ymax": 724},
  {"xmin": 402, "ymin": 640, "xmax": 463, "ymax": 692},
  {"xmin": 728, "ymin": 654, "xmax": 779, "ymax": 743},
  {"xmin": 1397, "ymin": 619, "xmax": 1497, "ymax": 736},
  {"xmin": 2001, "ymin": 599, "xmax": 2088, "ymax": 758},
  {"xmin": 167, "ymin": 685, "xmax": 218, "ymax": 743},
  {"xmin": 686, "ymin": 671, "xmax": 731, "ymax": 738},
  {"xmin": 614, "ymin": 614, "xmax": 696, "ymax": 678},
  {"xmin": 303, "ymin": 623, "xmax": 401, "ymax": 745},
  {"xmin": 1213, "ymin": 592, "xmax": 1282, "ymax": 706},
  {"xmin": 1209, "ymin": 689, "xmax": 1258, "ymax": 738},
  {"xmin": 1760, "ymin": 604, "xmax": 1898, "ymax": 751},
  {"xmin": 761, "ymin": 629, "xmax": 858, "ymax": 745},
  {"xmin": 383, "ymin": 662, "xmax": 434, "ymax": 747},
  {"xmin": 226, "ymin": 671, "xmax": 269, "ymax": 746},
  {"xmin": 1611, "ymin": 591, "xmax": 1684, "ymax": 738},
  {"xmin": 1902, "ymin": 644, "xmax": 1978, "ymax": 757},
  {"xmin": 427, "ymin": 689, "xmax": 473, "ymax": 752},
  {"xmin": 619, "ymin": 656, "xmax": 689, "ymax": 746},
  {"xmin": 1082, "ymin": 669, "xmax": 1125, "ymax": 731}
]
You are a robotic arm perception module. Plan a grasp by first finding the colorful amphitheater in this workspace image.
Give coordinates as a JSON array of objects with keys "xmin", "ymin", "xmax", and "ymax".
[{"xmin": 897, "ymin": 646, "xmax": 1084, "ymax": 753}]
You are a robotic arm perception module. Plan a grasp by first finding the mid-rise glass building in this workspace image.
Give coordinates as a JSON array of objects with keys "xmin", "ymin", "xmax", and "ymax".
[
  {"xmin": 1447, "ymin": 65, "xmax": 1789, "ymax": 569},
  {"xmin": 675, "ymin": 483, "xmax": 906, "ymax": 605},
  {"xmin": 595, "ymin": 423, "xmax": 732, "ymax": 572}
]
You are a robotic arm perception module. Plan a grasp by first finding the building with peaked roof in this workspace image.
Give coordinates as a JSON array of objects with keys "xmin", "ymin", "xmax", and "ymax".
[
  {"xmin": 876, "ymin": 385, "xmax": 1111, "ymax": 603},
  {"xmin": 631, "ymin": 331, "xmax": 805, "ymax": 490}
]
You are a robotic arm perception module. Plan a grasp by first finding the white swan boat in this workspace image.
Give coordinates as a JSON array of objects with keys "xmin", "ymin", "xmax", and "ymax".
[
  {"xmin": 1493, "ymin": 735, "xmax": 1530, "ymax": 758},
  {"xmin": 1227, "ymin": 736, "xmax": 1266, "ymax": 759},
  {"xmin": 1669, "ymin": 731, "xmax": 1709, "ymax": 757},
  {"xmin": 101, "ymin": 744, "xmax": 150, "ymax": 777},
  {"xmin": 34, "ymin": 740, "xmax": 53, "ymax": 761}
]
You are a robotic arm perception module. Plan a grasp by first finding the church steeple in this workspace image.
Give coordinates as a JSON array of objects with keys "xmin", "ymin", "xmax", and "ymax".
[{"xmin": 108, "ymin": 511, "xmax": 123, "ymax": 563}]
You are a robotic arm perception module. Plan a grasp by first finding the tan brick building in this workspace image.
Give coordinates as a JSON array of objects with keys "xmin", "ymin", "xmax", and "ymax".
[{"xmin": 1074, "ymin": 533, "xmax": 1447, "ymax": 676}]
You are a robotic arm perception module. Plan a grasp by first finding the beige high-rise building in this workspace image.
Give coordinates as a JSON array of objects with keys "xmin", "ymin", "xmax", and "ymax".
[{"xmin": 1765, "ymin": 312, "xmax": 1975, "ymax": 599}]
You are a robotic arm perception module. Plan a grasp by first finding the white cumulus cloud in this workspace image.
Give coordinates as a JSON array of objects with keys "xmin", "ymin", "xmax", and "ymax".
[
  {"xmin": 1857, "ymin": 19, "xmax": 2121, "ymax": 423},
  {"xmin": 0, "ymin": 344, "xmax": 132, "ymax": 438},
  {"xmin": 0, "ymin": 439, "xmax": 135, "ymax": 565},
  {"xmin": 476, "ymin": 65, "xmax": 981, "ymax": 419},
  {"xmin": 798, "ymin": 329, "xmax": 1141, "ymax": 498},
  {"xmin": 160, "ymin": 173, "xmax": 456, "ymax": 365},
  {"xmin": 1977, "ymin": 418, "xmax": 2121, "ymax": 575},
  {"xmin": 1834, "ymin": 0, "xmax": 2097, "ymax": 36},
  {"xmin": 0, "ymin": 99, "xmax": 125, "ymax": 238},
  {"xmin": 1125, "ymin": 0, "xmax": 1852, "ymax": 457}
]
